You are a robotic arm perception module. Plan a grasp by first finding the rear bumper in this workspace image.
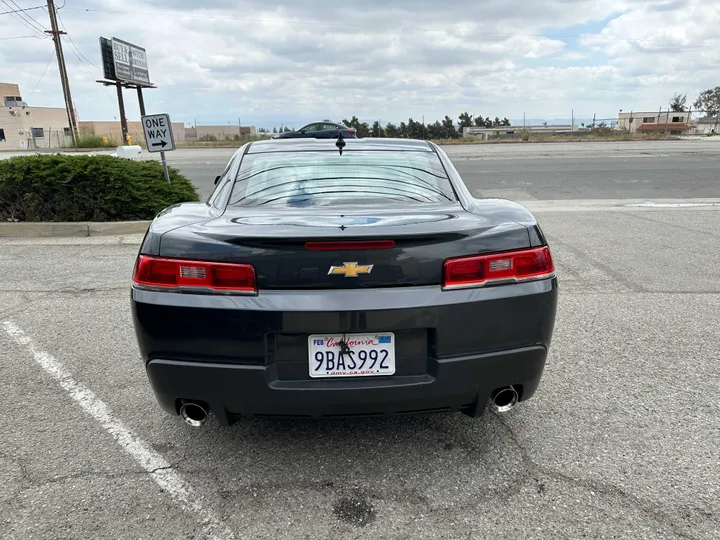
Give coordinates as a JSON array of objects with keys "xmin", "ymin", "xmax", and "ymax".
[
  {"xmin": 146, "ymin": 345, "xmax": 547, "ymax": 424},
  {"xmin": 132, "ymin": 279, "xmax": 557, "ymax": 424}
]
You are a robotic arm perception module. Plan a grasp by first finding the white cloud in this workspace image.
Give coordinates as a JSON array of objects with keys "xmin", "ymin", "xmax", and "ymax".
[{"xmin": 0, "ymin": 0, "xmax": 718, "ymax": 126}]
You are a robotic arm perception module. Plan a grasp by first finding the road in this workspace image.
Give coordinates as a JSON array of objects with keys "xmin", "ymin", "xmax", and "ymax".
[
  {"xmin": 2, "ymin": 139, "xmax": 718, "ymax": 201},
  {"xmin": 146, "ymin": 139, "xmax": 720, "ymax": 201},
  {"xmin": 1, "ymin": 140, "xmax": 719, "ymax": 539}
]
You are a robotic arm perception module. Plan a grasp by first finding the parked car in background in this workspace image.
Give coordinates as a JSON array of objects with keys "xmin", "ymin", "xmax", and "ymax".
[{"xmin": 272, "ymin": 121, "xmax": 357, "ymax": 139}]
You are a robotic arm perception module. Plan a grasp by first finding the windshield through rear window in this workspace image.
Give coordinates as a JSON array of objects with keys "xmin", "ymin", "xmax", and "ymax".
[{"xmin": 227, "ymin": 151, "xmax": 457, "ymax": 207}]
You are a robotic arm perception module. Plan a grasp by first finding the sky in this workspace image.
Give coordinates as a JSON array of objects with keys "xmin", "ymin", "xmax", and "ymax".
[{"xmin": 0, "ymin": 0, "xmax": 718, "ymax": 129}]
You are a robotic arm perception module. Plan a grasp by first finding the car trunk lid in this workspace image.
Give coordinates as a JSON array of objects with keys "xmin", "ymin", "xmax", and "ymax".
[{"xmin": 159, "ymin": 205, "xmax": 532, "ymax": 289}]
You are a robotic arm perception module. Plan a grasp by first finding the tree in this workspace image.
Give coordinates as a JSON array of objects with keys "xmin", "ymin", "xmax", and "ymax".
[
  {"xmin": 385, "ymin": 122, "xmax": 399, "ymax": 138},
  {"xmin": 272, "ymin": 127, "xmax": 278, "ymax": 134},
  {"xmin": 371, "ymin": 120, "xmax": 384, "ymax": 137},
  {"xmin": 406, "ymin": 118, "xmax": 423, "ymax": 139},
  {"xmin": 474, "ymin": 115, "xmax": 486, "ymax": 127},
  {"xmin": 425, "ymin": 121, "xmax": 444, "ymax": 139},
  {"xmin": 669, "ymin": 93, "xmax": 687, "ymax": 112},
  {"xmin": 458, "ymin": 112, "xmax": 474, "ymax": 137},
  {"xmin": 694, "ymin": 86, "xmax": 720, "ymax": 117},
  {"xmin": 501, "ymin": 117, "xmax": 511, "ymax": 126},
  {"xmin": 441, "ymin": 116, "xmax": 458, "ymax": 138}
]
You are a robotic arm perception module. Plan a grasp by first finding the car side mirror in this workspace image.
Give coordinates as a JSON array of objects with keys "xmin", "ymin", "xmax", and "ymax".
[
  {"xmin": 214, "ymin": 175, "xmax": 221, "ymax": 185},
  {"xmin": 299, "ymin": 129, "xmax": 305, "ymax": 134}
]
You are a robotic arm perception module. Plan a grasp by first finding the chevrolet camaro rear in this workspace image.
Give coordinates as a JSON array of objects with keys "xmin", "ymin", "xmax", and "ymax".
[{"xmin": 130, "ymin": 138, "xmax": 558, "ymax": 426}]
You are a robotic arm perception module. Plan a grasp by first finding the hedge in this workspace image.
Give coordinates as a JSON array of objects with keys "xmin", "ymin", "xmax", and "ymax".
[{"xmin": 0, "ymin": 154, "xmax": 200, "ymax": 222}]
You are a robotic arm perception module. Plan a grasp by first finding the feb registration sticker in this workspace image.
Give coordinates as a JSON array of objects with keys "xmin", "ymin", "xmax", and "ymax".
[{"xmin": 308, "ymin": 333, "xmax": 396, "ymax": 378}]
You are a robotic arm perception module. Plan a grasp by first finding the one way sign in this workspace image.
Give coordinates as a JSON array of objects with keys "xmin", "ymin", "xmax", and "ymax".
[{"xmin": 141, "ymin": 113, "xmax": 175, "ymax": 153}]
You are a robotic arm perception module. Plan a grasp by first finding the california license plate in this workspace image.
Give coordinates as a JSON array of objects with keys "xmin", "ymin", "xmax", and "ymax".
[{"xmin": 308, "ymin": 333, "xmax": 396, "ymax": 378}]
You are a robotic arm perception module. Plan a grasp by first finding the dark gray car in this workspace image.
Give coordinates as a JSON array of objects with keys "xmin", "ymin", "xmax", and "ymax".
[
  {"xmin": 130, "ymin": 138, "xmax": 558, "ymax": 426},
  {"xmin": 271, "ymin": 121, "xmax": 357, "ymax": 139}
]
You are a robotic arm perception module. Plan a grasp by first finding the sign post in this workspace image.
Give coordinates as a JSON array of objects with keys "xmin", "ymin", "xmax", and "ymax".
[{"xmin": 141, "ymin": 113, "xmax": 175, "ymax": 184}]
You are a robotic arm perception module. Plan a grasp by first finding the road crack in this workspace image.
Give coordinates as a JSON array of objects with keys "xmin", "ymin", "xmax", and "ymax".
[{"xmin": 492, "ymin": 413, "xmax": 715, "ymax": 540}]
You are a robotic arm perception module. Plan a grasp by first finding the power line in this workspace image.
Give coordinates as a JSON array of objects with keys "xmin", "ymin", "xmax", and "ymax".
[
  {"xmin": 0, "ymin": 0, "xmax": 43, "ymax": 34},
  {"xmin": 0, "ymin": 4, "xmax": 43, "ymax": 15},
  {"xmin": 61, "ymin": 34, "xmax": 114, "ymax": 106},
  {"xmin": 0, "ymin": 33, "xmax": 46, "ymax": 39},
  {"xmin": 27, "ymin": 51, "xmax": 56, "ymax": 98},
  {"xmin": 61, "ymin": 6, "xmax": 720, "ymax": 46},
  {"xmin": 3, "ymin": 0, "xmax": 47, "ymax": 33},
  {"xmin": 55, "ymin": 7, "xmax": 100, "ymax": 69}
]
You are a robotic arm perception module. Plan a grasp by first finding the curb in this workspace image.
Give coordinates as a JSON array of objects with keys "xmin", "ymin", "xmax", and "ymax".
[{"xmin": 0, "ymin": 220, "xmax": 151, "ymax": 238}]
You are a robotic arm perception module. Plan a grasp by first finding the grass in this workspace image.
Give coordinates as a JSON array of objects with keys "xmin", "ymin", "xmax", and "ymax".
[
  {"xmin": 52, "ymin": 131, "xmax": 685, "ymax": 150},
  {"xmin": 177, "ymin": 135, "xmax": 272, "ymax": 147},
  {"xmin": 428, "ymin": 132, "xmax": 680, "ymax": 144},
  {"xmin": 64, "ymin": 135, "xmax": 119, "ymax": 149}
]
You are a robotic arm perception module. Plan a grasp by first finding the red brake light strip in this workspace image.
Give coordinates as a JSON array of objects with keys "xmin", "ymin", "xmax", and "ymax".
[{"xmin": 305, "ymin": 240, "xmax": 395, "ymax": 251}]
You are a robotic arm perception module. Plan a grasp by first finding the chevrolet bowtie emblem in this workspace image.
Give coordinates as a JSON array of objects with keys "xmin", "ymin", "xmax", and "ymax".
[{"xmin": 328, "ymin": 262, "xmax": 373, "ymax": 278}]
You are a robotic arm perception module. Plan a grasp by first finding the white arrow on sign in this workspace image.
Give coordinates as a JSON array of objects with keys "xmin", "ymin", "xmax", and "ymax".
[{"xmin": 141, "ymin": 113, "xmax": 175, "ymax": 153}]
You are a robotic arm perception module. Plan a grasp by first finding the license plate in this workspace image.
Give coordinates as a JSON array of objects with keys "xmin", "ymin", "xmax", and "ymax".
[{"xmin": 308, "ymin": 333, "xmax": 396, "ymax": 378}]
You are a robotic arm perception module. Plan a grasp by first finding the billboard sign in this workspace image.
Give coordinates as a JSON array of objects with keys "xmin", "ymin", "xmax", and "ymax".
[
  {"xmin": 99, "ymin": 37, "xmax": 116, "ymax": 81},
  {"xmin": 108, "ymin": 37, "xmax": 151, "ymax": 85}
]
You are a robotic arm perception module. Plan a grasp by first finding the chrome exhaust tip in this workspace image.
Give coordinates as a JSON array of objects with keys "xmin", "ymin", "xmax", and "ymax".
[
  {"xmin": 490, "ymin": 386, "xmax": 519, "ymax": 413},
  {"xmin": 179, "ymin": 402, "xmax": 208, "ymax": 427}
]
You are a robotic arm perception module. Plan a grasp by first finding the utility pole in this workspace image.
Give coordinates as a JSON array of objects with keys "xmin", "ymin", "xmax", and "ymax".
[{"xmin": 45, "ymin": 0, "xmax": 77, "ymax": 146}]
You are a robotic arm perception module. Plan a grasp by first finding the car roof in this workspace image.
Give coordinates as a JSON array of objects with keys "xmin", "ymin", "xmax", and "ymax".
[{"xmin": 246, "ymin": 137, "xmax": 434, "ymax": 155}]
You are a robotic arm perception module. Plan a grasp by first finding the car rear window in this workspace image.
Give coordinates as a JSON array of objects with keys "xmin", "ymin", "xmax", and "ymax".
[{"xmin": 227, "ymin": 151, "xmax": 456, "ymax": 207}]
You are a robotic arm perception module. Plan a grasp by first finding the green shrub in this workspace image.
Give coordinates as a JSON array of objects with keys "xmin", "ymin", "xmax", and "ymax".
[{"xmin": 0, "ymin": 154, "xmax": 199, "ymax": 222}]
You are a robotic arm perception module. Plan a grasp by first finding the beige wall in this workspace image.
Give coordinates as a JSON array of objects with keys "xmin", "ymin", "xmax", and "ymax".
[
  {"xmin": 617, "ymin": 111, "xmax": 692, "ymax": 133},
  {"xmin": 79, "ymin": 121, "xmax": 186, "ymax": 146},
  {"xmin": 0, "ymin": 82, "xmax": 21, "ymax": 100},
  {"xmin": 0, "ymin": 106, "xmax": 72, "ymax": 149},
  {"xmin": 1, "ymin": 81, "xmax": 73, "ymax": 149},
  {"xmin": 186, "ymin": 125, "xmax": 257, "ymax": 141},
  {"xmin": 696, "ymin": 118, "xmax": 719, "ymax": 134}
]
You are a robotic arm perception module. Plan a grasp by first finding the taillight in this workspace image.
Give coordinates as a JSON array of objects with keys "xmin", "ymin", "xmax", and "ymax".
[
  {"xmin": 132, "ymin": 255, "xmax": 257, "ymax": 294},
  {"xmin": 442, "ymin": 247, "xmax": 554, "ymax": 290}
]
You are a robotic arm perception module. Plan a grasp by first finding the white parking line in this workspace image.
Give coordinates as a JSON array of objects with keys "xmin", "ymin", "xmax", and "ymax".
[{"xmin": 2, "ymin": 320, "xmax": 235, "ymax": 540}]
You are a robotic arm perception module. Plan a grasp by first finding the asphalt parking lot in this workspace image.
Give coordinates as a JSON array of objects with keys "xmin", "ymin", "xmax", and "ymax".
[{"xmin": 1, "ymin": 141, "xmax": 719, "ymax": 539}]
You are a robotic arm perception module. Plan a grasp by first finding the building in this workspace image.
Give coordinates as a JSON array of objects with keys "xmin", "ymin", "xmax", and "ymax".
[
  {"xmin": 185, "ymin": 125, "xmax": 258, "ymax": 141},
  {"xmin": 463, "ymin": 124, "xmax": 585, "ymax": 140},
  {"xmin": 616, "ymin": 110, "xmax": 692, "ymax": 135},
  {"xmin": 78, "ymin": 120, "xmax": 186, "ymax": 146},
  {"xmin": 0, "ymin": 82, "xmax": 73, "ymax": 149},
  {"xmin": 695, "ymin": 116, "xmax": 719, "ymax": 135}
]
